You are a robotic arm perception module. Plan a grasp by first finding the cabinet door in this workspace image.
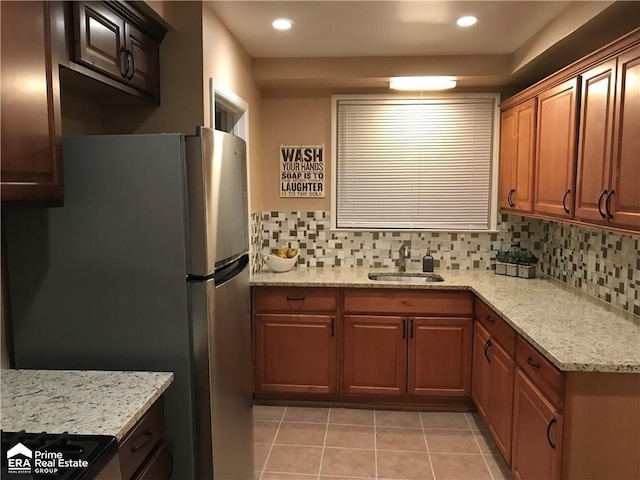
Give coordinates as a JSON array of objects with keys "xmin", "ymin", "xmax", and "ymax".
[
  {"xmin": 514, "ymin": 99, "xmax": 537, "ymax": 212},
  {"xmin": 1, "ymin": 1, "xmax": 63, "ymax": 201},
  {"xmin": 575, "ymin": 59, "xmax": 617, "ymax": 223},
  {"xmin": 254, "ymin": 314, "xmax": 337, "ymax": 394},
  {"xmin": 408, "ymin": 317, "xmax": 472, "ymax": 396},
  {"xmin": 125, "ymin": 22, "xmax": 160, "ymax": 98},
  {"xmin": 499, "ymin": 107, "xmax": 517, "ymax": 210},
  {"xmin": 487, "ymin": 339, "xmax": 515, "ymax": 464},
  {"xmin": 512, "ymin": 369, "xmax": 563, "ymax": 480},
  {"xmin": 471, "ymin": 321, "xmax": 491, "ymax": 421},
  {"xmin": 74, "ymin": 2, "xmax": 127, "ymax": 80},
  {"xmin": 534, "ymin": 78, "xmax": 580, "ymax": 218},
  {"xmin": 610, "ymin": 45, "xmax": 640, "ymax": 230},
  {"xmin": 343, "ymin": 315, "xmax": 407, "ymax": 395}
]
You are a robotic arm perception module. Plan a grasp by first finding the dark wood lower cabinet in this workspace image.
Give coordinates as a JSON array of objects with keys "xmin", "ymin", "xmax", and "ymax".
[
  {"xmin": 254, "ymin": 314, "xmax": 337, "ymax": 394},
  {"xmin": 512, "ymin": 368, "xmax": 563, "ymax": 480},
  {"xmin": 471, "ymin": 321, "xmax": 491, "ymax": 419},
  {"xmin": 408, "ymin": 317, "xmax": 472, "ymax": 396},
  {"xmin": 343, "ymin": 315, "xmax": 406, "ymax": 395},
  {"xmin": 487, "ymin": 339, "xmax": 515, "ymax": 462}
]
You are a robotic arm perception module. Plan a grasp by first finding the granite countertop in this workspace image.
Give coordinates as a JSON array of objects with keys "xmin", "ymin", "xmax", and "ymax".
[
  {"xmin": 0, "ymin": 369, "xmax": 173, "ymax": 441},
  {"xmin": 252, "ymin": 268, "xmax": 640, "ymax": 374}
]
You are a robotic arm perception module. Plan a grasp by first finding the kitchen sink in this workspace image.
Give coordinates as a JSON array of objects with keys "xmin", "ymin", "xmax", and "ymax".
[{"xmin": 368, "ymin": 272, "xmax": 445, "ymax": 283}]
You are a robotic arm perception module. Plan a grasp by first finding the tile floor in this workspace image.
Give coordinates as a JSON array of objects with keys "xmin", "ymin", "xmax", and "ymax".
[{"xmin": 253, "ymin": 406, "xmax": 513, "ymax": 480}]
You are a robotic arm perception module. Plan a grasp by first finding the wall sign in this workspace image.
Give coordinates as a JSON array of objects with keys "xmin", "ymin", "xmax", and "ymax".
[{"xmin": 280, "ymin": 144, "xmax": 325, "ymax": 198}]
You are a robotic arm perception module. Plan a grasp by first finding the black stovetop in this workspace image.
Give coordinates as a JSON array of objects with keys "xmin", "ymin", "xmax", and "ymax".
[{"xmin": 1, "ymin": 431, "xmax": 117, "ymax": 480}]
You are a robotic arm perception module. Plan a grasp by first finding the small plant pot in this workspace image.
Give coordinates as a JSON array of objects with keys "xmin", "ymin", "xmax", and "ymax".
[
  {"xmin": 495, "ymin": 262, "xmax": 508, "ymax": 275},
  {"xmin": 518, "ymin": 264, "xmax": 536, "ymax": 279},
  {"xmin": 506, "ymin": 263, "xmax": 519, "ymax": 277}
]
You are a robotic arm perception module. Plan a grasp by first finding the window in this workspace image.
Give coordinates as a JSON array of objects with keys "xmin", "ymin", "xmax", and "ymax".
[{"xmin": 332, "ymin": 95, "xmax": 499, "ymax": 231}]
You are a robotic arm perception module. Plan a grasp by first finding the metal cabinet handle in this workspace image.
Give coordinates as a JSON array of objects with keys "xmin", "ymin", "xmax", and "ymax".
[
  {"xmin": 597, "ymin": 189, "xmax": 608, "ymax": 218},
  {"xmin": 605, "ymin": 190, "xmax": 615, "ymax": 219},
  {"xmin": 527, "ymin": 356, "xmax": 541, "ymax": 369},
  {"xmin": 562, "ymin": 189, "xmax": 571, "ymax": 214},
  {"xmin": 483, "ymin": 339, "xmax": 492, "ymax": 363},
  {"xmin": 126, "ymin": 50, "xmax": 135, "ymax": 80},
  {"xmin": 486, "ymin": 315, "xmax": 495, "ymax": 324},
  {"xmin": 402, "ymin": 319, "xmax": 406, "ymax": 338},
  {"xmin": 546, "ymin": 418, "xmax": 557, "ymax": 449},
  {"xmin": 507, "ymin": 189, "xmax": 515, "ymax": 208},
  {"xmin": 131, "ymin": 429, "xmax": 153, "ymax": 453},
  {"xmin": 330, "ymin": 318, "xmax": 335, "ymax": 337},
  {"xmin": 286, "ymin": 296, "xmax": 305, "ymax": 301},
  {"xmin": 119, "ymin": 47, "xmax": 128, "ymax": 77},
  {"xmin": 410, "ymin": 318, "xmax": 414, "ymax": 338}
]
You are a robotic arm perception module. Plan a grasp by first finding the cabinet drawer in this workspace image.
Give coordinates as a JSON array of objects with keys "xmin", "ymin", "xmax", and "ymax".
[
  {"xmin": 253, "ymin": 287, "xmax": 337, "ymax": 313},
  {"xmin": 344, "ymin": 289, "xmax": 473, "ymax": 315},
  {"xmin": 119, "ymin": 398, "xmax": 164, "ymax": 480},
  {"xmin": 516, "ymin": 335, "xmax": 564, "ymax": 409},
  {"xmin": 474, "ymin": 299, "xmax": 515, "ymax": 357}
]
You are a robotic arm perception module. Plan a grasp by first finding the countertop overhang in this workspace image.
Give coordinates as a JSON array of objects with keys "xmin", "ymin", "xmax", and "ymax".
[
  {"xmin": 251, "ymin": 268, "xmax": 640, "ymax": 374},
  {"xmin": 0, "ymin": 369, "xmax": 173, "ymax": 441}
]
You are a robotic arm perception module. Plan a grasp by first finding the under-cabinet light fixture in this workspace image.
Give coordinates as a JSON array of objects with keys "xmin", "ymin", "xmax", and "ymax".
[
  {"xmin": 389, "ymin": 76, "xmax": 457, "ymax": 91},
  {"xmin": 456, "ymin": 15, "xmax": 478, "ymax": 27},
  {"xmin": 272, "ymin": 18, "xmax": 294, "ymax": 30}
]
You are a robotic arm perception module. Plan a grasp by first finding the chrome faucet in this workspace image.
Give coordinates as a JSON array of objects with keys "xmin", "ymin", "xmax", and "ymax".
[{"xmin": 398, "ymin": 245, "xmax": 410, "ymax": 272}]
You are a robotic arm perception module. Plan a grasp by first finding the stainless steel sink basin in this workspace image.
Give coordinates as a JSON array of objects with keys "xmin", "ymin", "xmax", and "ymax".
[{"xmin": 368, "ymin": 272, "xmax": 445, "ymax": 283}]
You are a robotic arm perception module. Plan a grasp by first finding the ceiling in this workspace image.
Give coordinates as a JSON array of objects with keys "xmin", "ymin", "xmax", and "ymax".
[
  {"xmin": 208, "ymin": 1, "xmax": 638, "ymax": 91},
  {"xmin": 211, "ymin": 1, "xmax": 571, "ymax": 58}
]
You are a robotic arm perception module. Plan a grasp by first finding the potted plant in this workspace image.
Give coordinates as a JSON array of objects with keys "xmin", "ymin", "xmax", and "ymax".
[{"xmin": 495, "ymin": 249, "xmax": 539, "ymax": 278}]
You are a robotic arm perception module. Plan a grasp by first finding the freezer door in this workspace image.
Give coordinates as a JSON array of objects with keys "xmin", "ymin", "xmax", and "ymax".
[{"xmin": 185, "ymin": 128, "xmax": 248, "ymax": 276}]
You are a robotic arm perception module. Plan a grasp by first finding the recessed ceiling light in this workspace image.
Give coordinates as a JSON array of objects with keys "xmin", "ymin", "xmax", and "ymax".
[
  {"xmin": 456, "ymin": 15, "xmax": 478, "ymax": 27},
  {"xmin": 390, "ymin": 76, "xmax": 457, "ymax": 91},
  {"xmin": 272, "ymin": 18, "xmax": 294, "ymax": 30}
]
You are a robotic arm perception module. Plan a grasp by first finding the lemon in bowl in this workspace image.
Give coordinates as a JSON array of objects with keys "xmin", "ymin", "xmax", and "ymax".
[{"xmin": 264, "ymin": 253, "xmax": 299, "ymax": 272}]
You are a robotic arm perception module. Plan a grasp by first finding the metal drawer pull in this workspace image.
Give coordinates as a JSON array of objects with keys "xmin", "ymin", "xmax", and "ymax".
[
  {"xmin": 486, "ymin": 315, "xmax": 495, "ymax": 324},
  {"xmin": 330, "ymin": 318, "xmax": 335, "ymax": 337},
  {"xmin": 131, "ymin": 429, "xmax": 153, "ymax": 453},
  {"xmin": 527, "ymin": 356, "xmax": 541, "ymax": 369},
  {"xmin": 119, "ymin": 47, "xmax": 128, "ymax": 77},
  {"xmin": 410, "ymin": 318, "xmax": 414, "ymax": 338},
  {"xmin": 562, "ymin": 189, "xmax": 571, "ymax": 214},
  {"xmin": 483, "ymin": 339, "xmax": 492, "ymax": 363},
  {"xmin": 605, "ymin": 190, "xmax": 615, "ymax": 219},
  {"xmin": 402, "ymin": 319, "xmax": 406, "ymax": 338},
  {"xmin": 597, "ymin": 189, "xmax": 608, "ymax": 218},
  {"xmin": 286, "ymin": 296, "xmax": 305, "ymax": 301},
  {"xmin": 546, "ymin": 418, "xmax": 557, "ymax": 449}
]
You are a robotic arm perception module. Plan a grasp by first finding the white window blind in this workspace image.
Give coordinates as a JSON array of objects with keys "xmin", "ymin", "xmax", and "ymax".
[{"xmin": 335, "ymin": 97, "xmax": 497, "ymax": 230}]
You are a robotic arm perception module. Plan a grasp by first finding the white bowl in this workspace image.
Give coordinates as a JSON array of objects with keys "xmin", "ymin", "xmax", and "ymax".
[{"xmin": 264, "ymin": 254, "xmax": 299, "ymax": 273}]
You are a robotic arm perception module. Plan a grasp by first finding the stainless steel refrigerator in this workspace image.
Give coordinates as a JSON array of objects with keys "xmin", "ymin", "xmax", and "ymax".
[{"xmin": 4, "ymin": 127, "xmax": 254, "ymax": 479}]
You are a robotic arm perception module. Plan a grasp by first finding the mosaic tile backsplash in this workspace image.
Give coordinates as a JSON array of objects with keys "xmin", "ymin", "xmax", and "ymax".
[{"xmin": 252, "ymin": 211, "xmax": 639, "ymax": 315}]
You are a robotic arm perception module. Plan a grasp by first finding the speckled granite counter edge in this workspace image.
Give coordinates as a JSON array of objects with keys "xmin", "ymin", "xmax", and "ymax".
[{"xmin": 251, "ymin": 272, "xmax": 640, "ymax": 374}]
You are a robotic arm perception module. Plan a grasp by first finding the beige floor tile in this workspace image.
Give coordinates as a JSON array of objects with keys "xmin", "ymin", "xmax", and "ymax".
[
  {"xmin": 329, "ymin": 407, "xmax": 375, "ymax": 426},
  {"xmin": 430, "ymin": 453, "xmax": 491, "ymax": 480},
  {"xmin": 321, "ymin": 477, "xmax": 372, "ymax": 480},
  {"xmin": 425, "ymin": 430, "xmax": 481, "ymax": 454},
  {"xmin": 325, "ymin": 424, "xmax": 375, "ymax": 449},
  {"xmin": 485, "ymin": 454, "xmax": 514, "ymax": 480},
  {"xmin": 255, "ymin": 421, "xmax": 280, "ymax": 444},
  {"xmin": 376, "ymin": 450, "xmax": 433, "ymax": 480},
  {"xmin": 420, "ymin": 412, "xmax": 470, "ymax": 430},
  {"xmin": 275, "ymin": 422, "xmax": 327, "ymax": 446},
  {"xmin": 254, "ymin": 443, "xmax": 271, "ymax": 472},
  {"xmin": 262, "ymin": 473, "xmax": 319, "ymax": 480},
  {"xmin": 375, "ymin": 410, "xmax": 422, "ymax": 429},
  {"xmin": 264, "ymin": 445, "xmax": 323, "ymax": 475},
  {"xmin": 473, "ymin": 430, "xmax": 501, "ymax": 454},
  {"xmin": 254, "ymin": 471, "xmax": 261, "ymax": 480},
  {"xmin": 465, "ymin": 412, "xmax": 488, "ymax": 431},
  {"xmin": 283, "ymin": 407, "xmax": 330, "ymax": 423},
  {"xmin": 320, "ymin": 447, "xmax": 375, "ymax": 478},
  {"xmin": 254, "ymin": 405, "xmax": 286, "ymax": 422},
  {"xmin": 376, "ymin": 427, "xmax": 427, "ymax": 452}
]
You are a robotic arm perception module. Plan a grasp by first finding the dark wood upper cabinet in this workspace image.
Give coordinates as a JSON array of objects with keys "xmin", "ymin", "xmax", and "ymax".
[
  {"xmin": 534, "ymin": 78, "xmax": 580, "ymax": 219},
  {"xmin": 575, "ymin": 59, "xmax": 617, "ymax": 224},
  {"xmin": 1, "ymin": 1, "xmax": 64, "ymax": 202},
  {"xmin": 499, "ymin": 99, "xmax": 537, "ymax": 213},
  {"xmin": 610, "ymin": 44, "xmax": 640, "ymax": 230},
  {"xmin": 71, "ymin": 1, "xmax": 164, "ymax": 102}
]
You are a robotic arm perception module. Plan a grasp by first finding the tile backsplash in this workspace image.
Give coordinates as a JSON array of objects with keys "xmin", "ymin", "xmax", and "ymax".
[{"xmin": 252, "ymin": 210, "xmax": 639, "ymax": 315}]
